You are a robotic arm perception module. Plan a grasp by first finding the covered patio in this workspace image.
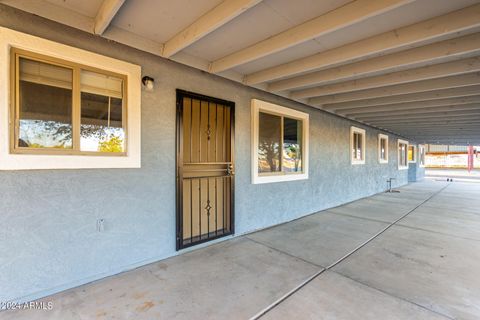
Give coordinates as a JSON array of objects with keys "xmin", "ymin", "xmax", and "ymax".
[
  {"xmin": 1, "ymin": 1, "xmax": 480, "ymax": 318},
  {"xmin": 2, "ymin": 180, "xmax": 479, "ymax": 319}
]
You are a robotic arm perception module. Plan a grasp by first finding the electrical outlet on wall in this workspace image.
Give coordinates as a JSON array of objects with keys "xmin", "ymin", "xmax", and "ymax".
[{"xmin": 97, "ymin": 219, "xmax": 105, "ymax": 232}]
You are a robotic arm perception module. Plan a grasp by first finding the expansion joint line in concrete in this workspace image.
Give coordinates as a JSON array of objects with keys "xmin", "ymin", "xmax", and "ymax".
[
  {"xmin": 250, "ymin": 183, "xmax": 451, "ymax": 320},
  {"xmin": 245, "ymin": 237, "xmax": 324, "ymax": 269}
]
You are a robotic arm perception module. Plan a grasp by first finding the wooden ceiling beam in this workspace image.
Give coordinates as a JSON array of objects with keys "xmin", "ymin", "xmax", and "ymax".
[
  {"xmin": 244, "ymin": 3, "xmax": 480, "ymax": 85},
  {"xmin": 282, "ymin": 57, "xmax": 480, "ymax": 99},
  {"xmin": 386, "ymin": 123, "xmax": 480, "ymax": 129},
  {"xmin": 413, "ymin": 132, "xmax": 480, "ymax": 135},
  {"xmin": 347, "ymin": 103, "xmax": 480, "ymax": 118},
  {"xmin": 308, "ymin": 72, "xmax": 480, "ymax": 102},
  {"xmin": 315, "ymin": 84, "xmax": 480, "ymax": 108},
  {"xmin": 403, "ymin": 132, "xmax": 480, "ymax": 137},
  {"xmin": 336, "ymin": 96, "xmax": 480, "ymax": 114},
  {"xmin": 357, "ymin": 110, "xmax": 480, "ymax": 122},
  {"xmin": 0, "ymin": 0, "xmax": 94, "ymax": 32},
  {"xmin": 389, "ymin": 126, "xmax": 480, "ymax": 135},
  {"xmin": 399, "ymin": 135, "xmax": 480, "ymax": 140},
  {"xmin": 276, "ymin": 33, "xmax": 480, "ymax": 93},
  {"xmin": 209, "ymin": 0, "xmax": 412, "ymax": 73},
  {"xmin": 418, "ymin": 140, "xmax": 480, "ymax": 144},
  {"xmin": 94, "ymin": 0, "xmax": 126, "ymax": 35},
  {"xmin": 367, "ymin": 116, "xmax": 480, "ymax": 125},
  {"xmin": 162, "ymin": 0, "xmax": 262, "ymax": 58}
]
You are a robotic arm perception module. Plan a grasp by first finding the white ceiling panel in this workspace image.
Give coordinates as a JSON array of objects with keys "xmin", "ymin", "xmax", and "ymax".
[
  {"xmin": 233, "ymin": 0, "xmax": 480, "ymax": 76},
  {"xmin": 180, "ymin": 2, "xmax": 292, "ymax": 61},
  {"xmin": 261, "ymin": 0, "xmax": 352, "ymax": 25},
  {"xmin": 111, "ymin": 0, "xmax": 223, "ymax": 43},
  {"xmin": 233, "ymin": 40, "xmax": 326, "ymax": 75},
  {"xmin": 182, "ymin": 0, "xmax": 352, "ymax": 61},
  {"xmin": 313, "ymin": 0, "xmax": 480, "ymax": 51},
  {"xmin": 45, "ymin": 0, "xmax": 104, "ymax": 18}
]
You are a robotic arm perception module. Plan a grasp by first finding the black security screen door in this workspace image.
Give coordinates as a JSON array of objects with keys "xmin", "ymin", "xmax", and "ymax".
[{"xmin": 176, "ymin": 90, "xmax": 235, "ymax": 250}]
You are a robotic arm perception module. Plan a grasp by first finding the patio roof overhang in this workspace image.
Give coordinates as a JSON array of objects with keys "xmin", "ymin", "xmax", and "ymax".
[{"xmin": 3, "ymin": 0, "xmax": 480, "ymax": 145}]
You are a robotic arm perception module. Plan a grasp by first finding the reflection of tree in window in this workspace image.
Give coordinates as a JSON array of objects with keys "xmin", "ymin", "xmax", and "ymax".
[
  {"xmin": 258, "ymin": 112, "xmax": 281, "ymax": 173},
  {"xmin": 80, "ymin": 70, "xmax": 124, "ymax": 152},
  {"xmin": 18, "ymin": 58, "xmax": 73, "ymax": 148},
  {"xmin": 283, "ymin": 117, "xmax": 302, "ymax": 172},
  {"xmin": 16, "ymin": 57, "xmax": 125, "ymax": 153}
]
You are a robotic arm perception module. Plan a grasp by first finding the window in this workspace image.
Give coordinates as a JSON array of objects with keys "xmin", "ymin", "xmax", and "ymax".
[
  {"xmin": 419, "ymin": 145, "xmax": 426, "ymax": 167},
  {"xmin": 398, "ymin": 139, "xmax": 409, "ymax": 170},
  {"xmin": 0, "ymin": 27, "xmax": 141, "ymax": 170},
  {"xmin": 378, "ymin": 134, "xmax": 388, "ymax": 164},
  {"xmin": 408, "ymin": 145, "xmax": 416, "ymax": 163},
  {"xmin": 12, "ymin": 49, "xmax": 126, "ymax": 155},
  {"xmin": 252, "ymin": 99, "xmax": 309, "ymax": 184},
  {"xmin": 351, "ymin": 126, "xmax": 366, "ymax": 165}
]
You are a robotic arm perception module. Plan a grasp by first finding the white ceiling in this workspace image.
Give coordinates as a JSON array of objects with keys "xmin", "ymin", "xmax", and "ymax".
[
  {"xmin": 2, "ymin": 0, "xmax": 480, "ymax": 145},
  {"xmin": 184, "ymin": 0, "xmax": 478, "ymax": 74},
  {"xmin": 181, "ymin": 0, "xmax": 352, "ymax": 61},
  {"xmin": 45, "ymin": 0, "xmax": 104, "ymax": 18},
  {"xmin": 112, "ymin": 0, "xmax": 224, "ymax": 43}
]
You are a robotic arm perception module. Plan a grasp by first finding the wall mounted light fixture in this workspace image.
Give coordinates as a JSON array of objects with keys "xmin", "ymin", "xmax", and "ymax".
[{"xmin": 142, "ymin": 76, "xmax": 155, "ymax": 91}]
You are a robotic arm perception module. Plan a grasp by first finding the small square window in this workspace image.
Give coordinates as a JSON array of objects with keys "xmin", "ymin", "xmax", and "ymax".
[
  {"xmin": 398, "ymin": 139, "xmax": 409, "ymax": 170},
  {"xmin": 252, "ymin": 99, "xmax": 309, "ymax": 184},
  {"xmin": 378, "ymin": 134, "xmax": 388, "ymax": 164},
  {"xmin": 351, "ymin": 126, "xmax": 366, "ymax": 165}
]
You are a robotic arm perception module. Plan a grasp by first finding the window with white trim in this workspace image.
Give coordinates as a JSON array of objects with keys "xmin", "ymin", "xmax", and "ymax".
[
  {"xmin": 12, "ymin": 48, "xmax": 127, "ymax": 155},
  {"xmin": 378, "ymin": 133, "xmax": 388, "ymax": 163},
  {"xmin": 252, "ymin": 99, "xmax": 309, "ymax": 184},
  {"xmin": 408, "ymin": 145, "xmax": 417, "ymax": 163},
  {"xmin": 398, "ymin": 139, "xmax": 409, "ymax": 170},
  {"xmin": 0, "ymin": 27, "xmax": 141, "ymax": 170},
  {"xmin": 351, "ymin": 126, "xmax": 366, "ymax": 165},
  {"xmin": 419, "ymin": 145, "xmax": 426, "ymax": 167}
]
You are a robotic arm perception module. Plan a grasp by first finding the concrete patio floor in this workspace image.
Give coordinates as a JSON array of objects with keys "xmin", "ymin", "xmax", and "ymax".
[{"xmin": 2, "ymin": 180, "xmax": 480, "ymax": 320}]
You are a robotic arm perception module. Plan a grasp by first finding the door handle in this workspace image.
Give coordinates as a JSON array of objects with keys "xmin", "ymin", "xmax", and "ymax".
[{"xmin": 226, "ymin": 164, "xmax": 235, "ymax": 176}]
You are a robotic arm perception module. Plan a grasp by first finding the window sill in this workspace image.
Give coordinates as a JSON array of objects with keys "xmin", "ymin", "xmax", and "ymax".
[
  {"xmin": 252, "ymin": 172, "xmax": 308, "ymax": 184},
  {"xmin": 0, "ymin": 153, "xmax": 140, "ymax": 170},
  {"xmin": 351, "ymin": 160, "xmax": 365, "ymax": 165},
  {"xmin": 398, "ymin": 166, "xmax": 408, "ymax": 170},
  {"xmin": 379, "ymin": 159, "xmax": 388, "ymax": 164},
  {"xmin": 10, "ymin": 148, "xmax": 128, "ymax": 157}
]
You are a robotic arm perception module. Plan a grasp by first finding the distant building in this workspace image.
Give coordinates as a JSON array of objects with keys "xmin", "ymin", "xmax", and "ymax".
[{"xmin": 426, "ymin": 145, "xmax": 479, "ymax": 169}]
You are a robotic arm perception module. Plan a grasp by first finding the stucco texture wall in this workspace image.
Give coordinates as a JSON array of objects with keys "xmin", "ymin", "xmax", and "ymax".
[
  {"xmin": 409, "ymin": 161, "xmax": 426, "ymax": 182},
  {"xmin": 0, "ymin": 5, "xmax": 409, "ymax": 302}
]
